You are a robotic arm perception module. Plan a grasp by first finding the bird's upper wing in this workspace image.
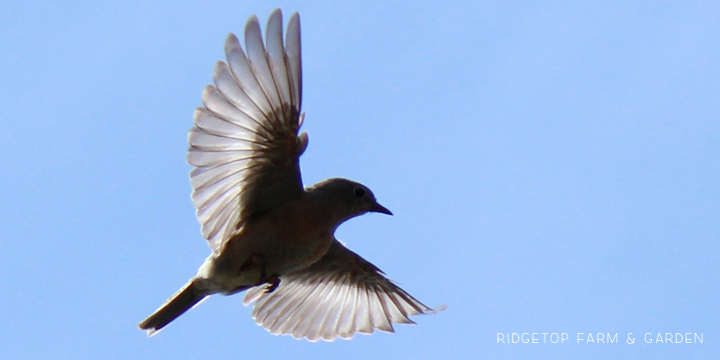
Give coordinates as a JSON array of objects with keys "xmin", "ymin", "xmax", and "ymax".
[
  {"xmin": 188, "ymin": 10, "xmax": 307, "ymax": 253},
  {"xmin": 243, "ymin": 240, "xmax": 444, "ymax": 342}
]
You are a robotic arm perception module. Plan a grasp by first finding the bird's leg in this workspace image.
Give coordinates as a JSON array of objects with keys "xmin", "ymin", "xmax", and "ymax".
[
  {"xmin": 239, "ymin": 253, "xmax": 266, "ymax": 274},
  {"xmin": 239, "ymin": 254, "xmax": 280, "ymax": 293},
  {"xmin": 238, "ymin": 253, "xmax": 269, "ymax": 283}
]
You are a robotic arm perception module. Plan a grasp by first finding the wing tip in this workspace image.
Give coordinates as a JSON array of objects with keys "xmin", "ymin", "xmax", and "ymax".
[
  {"xmin": 245, "ymin": 14, "xmax": 261, "ymax": 40},
  {"xmin": 224, "ymin": 33, "xmax": 241, "ymax": 55},
  {"xmin": 288, "ymin": 12, "xmax": 300, "ymax": 29},
  {"xmin": 246, "ymin": 14, "xmax": 260, "ymax": 27},
  {"xmin": 424, "ymin": 304, "xmax": 448, "ymax": 314},
  {"xmin": 268, "ymin": 8, "xmax": 283, "ymax": 24}
]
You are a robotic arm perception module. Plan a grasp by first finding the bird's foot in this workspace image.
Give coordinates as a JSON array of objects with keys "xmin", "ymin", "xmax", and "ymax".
[{"xmin": 263, "ymin": 276, "xmax": 280, "ymax": 294}]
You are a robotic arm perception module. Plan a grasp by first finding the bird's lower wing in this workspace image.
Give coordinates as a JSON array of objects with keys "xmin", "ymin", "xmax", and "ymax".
[{"xmin": 243, "ymin": 240, "xmax": 444, "ymax": 342}]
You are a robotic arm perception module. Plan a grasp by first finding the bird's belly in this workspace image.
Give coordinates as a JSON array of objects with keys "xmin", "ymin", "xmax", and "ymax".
[{"xmin": 204, "ymin": 198, "xmax": 333, "ymax": 291}]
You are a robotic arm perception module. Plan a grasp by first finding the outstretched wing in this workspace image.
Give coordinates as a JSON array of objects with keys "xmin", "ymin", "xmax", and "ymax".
[
  {"xmin": 188, "ymin": 9, "xmax": 307, "ymax": 253},
  {"xmin": 243, "ymin": 240, "xmax": 444, "ymax": 342}
]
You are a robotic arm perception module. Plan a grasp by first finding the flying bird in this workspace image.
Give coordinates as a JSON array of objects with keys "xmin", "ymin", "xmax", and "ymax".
[{"xmin": 138, "ymin": 9, "xmax": 443, "ymax": 342}]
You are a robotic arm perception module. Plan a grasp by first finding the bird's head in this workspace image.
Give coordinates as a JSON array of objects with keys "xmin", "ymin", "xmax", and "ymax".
[{"xmin": 307, "ymin": 178, "xmax": 392, "ymax": 223}]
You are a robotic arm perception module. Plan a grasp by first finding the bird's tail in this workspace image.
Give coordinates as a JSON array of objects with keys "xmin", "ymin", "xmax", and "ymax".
[{"xmin": 138, "ymin": 279, "xmax": 208, "ymax": 336}]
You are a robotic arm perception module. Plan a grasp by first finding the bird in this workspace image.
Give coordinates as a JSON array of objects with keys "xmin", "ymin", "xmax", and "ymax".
[{"xmin": 138, "ymin": 9, "xmax": 443, "ymax": 342}]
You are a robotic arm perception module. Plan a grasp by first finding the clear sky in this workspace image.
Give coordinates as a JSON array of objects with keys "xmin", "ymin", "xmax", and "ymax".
[{"xmin": 1, "ymin": 1, "xmax": 718, "ymax": 359}]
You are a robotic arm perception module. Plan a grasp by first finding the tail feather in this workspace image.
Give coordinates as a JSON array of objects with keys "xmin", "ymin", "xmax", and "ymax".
[{"xmin": 138, "ymin": 279, "xmax": 208, "ymax": 336}]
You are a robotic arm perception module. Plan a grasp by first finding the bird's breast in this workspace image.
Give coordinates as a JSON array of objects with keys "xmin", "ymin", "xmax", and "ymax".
[
  {"xmin": 262, "ymin": 196, "xmax": 335, "ymax": 266},
  {"xmin": 213, "ymin": 196, "xmax": 335, "ymax": 283}
]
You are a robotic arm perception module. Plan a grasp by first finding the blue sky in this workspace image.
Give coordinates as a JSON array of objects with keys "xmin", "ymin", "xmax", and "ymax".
[{"xmin": 1, "ymin": 1, "xmax": 718, "ymax": 359}]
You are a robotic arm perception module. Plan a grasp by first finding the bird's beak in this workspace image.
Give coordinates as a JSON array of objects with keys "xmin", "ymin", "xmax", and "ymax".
[{"xmin": 370, "ymin": 202, "xmax": 393, "ymax": 216}]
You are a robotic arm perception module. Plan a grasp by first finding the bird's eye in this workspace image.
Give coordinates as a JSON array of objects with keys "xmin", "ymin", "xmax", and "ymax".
[{"xmin": 354, "ymin": 187, "xmax": 366, "ymax": 198}]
